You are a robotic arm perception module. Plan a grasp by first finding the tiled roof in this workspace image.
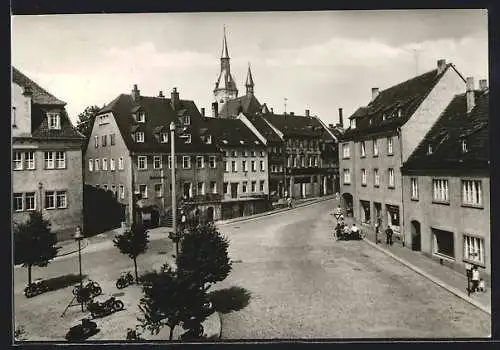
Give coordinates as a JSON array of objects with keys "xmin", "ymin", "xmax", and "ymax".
[
  {"xmin": 12, "ymin": 67, "xmax": 66, "ymax": 105},
  {"xmin": 99, "ymin": 94, "xmax": 219, "ymax": 154},
  {"xmin": 243, "ymin": 113, "xmax": 282, "ymax": 143},
  {"xmin": 402, "ymin": 90, "xmax": 489, "ymax": 172},
  {"xmin": 218, "ymin": 93, "xmax": 262, "ymax": 118},
  {"xmin": 262, "ymin": 113, "xmax": 326, "ymax": 138},
  {"xmin": 342, "ymin": 64, "xmax": 464, "ymax": 139},
  {"xmin": 203, "ymin": 117, "xmax": 264, "ymax": 148}
]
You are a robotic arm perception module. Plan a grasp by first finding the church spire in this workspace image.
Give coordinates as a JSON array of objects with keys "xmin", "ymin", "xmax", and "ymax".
[
  {"xmin": 245, "ymin": 62, "xmax": 254, "ymax": 95},
  {"xmin": 214, "ymin": 25, "xmax": 238, "ymax": 105},
  {"xmin": 221, "ymin": 25, "xmax": 229, "ymax": 58}
]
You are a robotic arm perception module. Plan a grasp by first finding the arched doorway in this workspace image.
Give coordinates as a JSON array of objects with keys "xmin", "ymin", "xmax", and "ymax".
[
  {"xmin": 411, "ymin": 220, "xmax": 421, "ymax": 251},
  {"xmin": 206, "ymin": 207, "xmax": 214, "ymax": 222},
  {"xmin": 342, "ymin": 193, "xmax": 353, "ymax": 217}
]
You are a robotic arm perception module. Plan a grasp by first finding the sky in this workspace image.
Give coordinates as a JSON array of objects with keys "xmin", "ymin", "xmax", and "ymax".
[{"xmin": 11, "ymin": 10, "xmax": 489, "ymax": 126}]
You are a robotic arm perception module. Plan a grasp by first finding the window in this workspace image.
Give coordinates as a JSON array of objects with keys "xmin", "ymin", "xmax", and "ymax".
[
  {"xmin": 209, "ymin": 156, "xmax": 216, "ymax": 168},
  {"xmin": 462, "ymin": 180, "xmax": 482, "ymax": 206},
  {"xmin": 231, "ymin": 161, "xmax": 237, "ymax": 172},
  {"xmin": 360, "ymin": 141, "xmax": 366, "ymax": 157},
  {"xmin": 432, "ymin": 179, "xmax": 449, "ymax": 203},
  {"xmin": 197, "ymin": 182, "xmax": 205, "ymax": 195},
  {"xmin": 137, "ymin": 156, "xmax": 147, "ymax": 170},
  {"xmin": 461, "ymin": 139, "xmax": 468, "ymax": 153},
  {"xmin": 388, "ymin": 168, "xmax": 394, "ymax": 188},
  {"xmin": 343, "ymin": 169, "xmax": 351, "ymax": 185},
  {"xmin": 387, "ymin": 137, "xmax": 393, "ymax": 155},
  {"xmin": 44, "ymin": 152, "xmax": 55, "ymax": 169},
  {"xmin": 251, "ymin": 181, "xmax": 256, "ymax": 192},
  {"xmin": 242, "ymin": 181, "xmax": 248, "ymax": 193},
  {"xmin": 251, "ymin": 151, "xmax": 256, "ymax": 157},
  {"xmin": 13, "ymin": 152, "xmax": 22, "ymax": 170},
  {"xmin": 95, "ymin": 159, "xmax": 100, "ymax": 171},
  {"xmin": 427, "ymin": 144, "xmax": 433, "ymax": 155},
  {"xmin": 94, "ymin": 136, "xmax": 99, "ymax": 148},
  {"xmin": 342, "ymin": 143, "xmax": 350, "ymax": 158},
  {"xmin": 55, "ymin": 152, "xmax": 66, "ymax": 169},
  {"xmin": 196, "ymin": 156, "xmax": 204, "ymax": 168},
  {"xmin": 95, "ymin": 185, "xmax": 100, "ymax": 189},
  {"xmin": 224, "ymin": 161, "xmax": 229, "ymax": 172},
  {"xmin": 168, "ymin": 156, "xmax": 173, "ymax": 169},
  {"xmin": 88, "ymin": 159, "xmax": 93, "ymax": 172},
  {"xmin": 206, "ymin": 135, "xmax": 212, "ymax": 144},
  {"xmin": 232, "ymin": 150, "xmax": 237, "ymax": 157},
  {"xmin": 98, "ymin": 114, "xmax": 109, "ymax": 125},
  {"xmin": 293, "ymin": 156, "xmax": 298, "ymax": 168},
  {"xmin": 308, "ymin": 156, "xmax": 313, "ymax": 167},
  {"xmin": 242, "ymin": 160, "xmax": 248, "ymax": 172},
  {"xmin": 463, "ymin": 235, "xmax": 485, "ymax": 265},
  {"xmin": 101, "ymin": 135, "xmax": 107, "ymax": 147},
  {"xmin": 110, "ymin": 133, "xmax": 116, "ymax": 145},
  {"xmin": 153, "ymin": 156, "xmax": 162, "ymax": 169},
  {"xmin": 13, "ymin": 193, "xmax": 23, "ymax": 211},
  {"xmin": 25, "ymin": 192, "xmax": 36, "ymax": 211},
  {"xmin": 118, "ymin": 157, "xmax": 124, "ymax": 170},
  {"xmin": 259, "ymin": 180, "xmax": 265, "ymax": 192},
  {"xmin": 155, "ymin": 184, "xmax": 163, "ymax": 198},
  {"xmin": 161, "ymin": 132, "xmax": 168, "ymax": 143},
  {"xmin": 184, "ymin": 134, "xmax": 192, "ymax": 144},
  {"xmin": 25, "ymin": 152, "xmax": 35, "ymax": 170},
  {"xmin": 12, "ymin": 106, "xmax": 16, "ymax": 126},
  {"xmin": 45, "ymin": 191, "xmax": 55, "ymax": 209},
  {"xmin": 136, "ymin": 132, "xmax": 145, "ymax": 143},
  {"xmin": 103, "ymin": 184, "xmax": 108, "ymax": 191},
  {"xmin": 139, "ymin": 184, "xmax": 148, "ymax": 198},
  {"xmin": 314, "ymin": 156, "xmax": 318, "ymax": 167},
  {"xmin": 361, "ymin": 169, "xmax": 367, "ymax": 186},
  {"xmin": 223, "ymin": 182, "xmax": 229, "ymax": 194},
  {"xmin": 301, "ymin": 156, "xmax": 306, "ymax": 168},
  {"xmin": 260, "ymin": 160, "xmax": 265, "ymax": 172},
  {"xmin": 260, "ymin": 151, "xmax": 265, "ymax": 157},
  {"xmin": 252, "ymin": 161, "xmax": 258, "ymax": 172},
  {"xmin": 350, "ymin": 119, "xmax": 356, "ymax": 129},
  {"xmin": 47, "ymin": 113, "xmax": 61, "ymax": 130},
  {"xmin": 373, "ymin": 139, "xmax": 379, "ymax": 157},
  {"xmin": 432, "ymin": 228, "xmax": 454, "ymax": 259},
  {"xmin": 102, "ymin": 158, "xmax": 108, "ymax": 171},
  {"xmin": 183, "ymin": 116, "xmax": 191, "ymax": 125},
  {"xmin": 111, "ymin": 185, "xmax": 117, "ymax": 197},
  {"xmin": 119, "ymin": 185, "xmax": 125, "ymax": 199},
  {"xmin": 411, "ymin": 178, "xmax": 418, "ymax": 200},
  {"xmin": 210, "ymin": 181, "xmax": 217, "ymax": 194},
  {"xmin": 137, "ymin": 111, "xmax": 146, "ymax": 123},
  {"xmin": 110, "ymin": 158, "xmax": 116, "ymax": 171},
  {"xmin": 182, "ymin": 156, "xmax": 191, "ymax": 169}
]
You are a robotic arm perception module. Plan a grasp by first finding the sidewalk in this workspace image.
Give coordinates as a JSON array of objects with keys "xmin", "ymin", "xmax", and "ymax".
[{"xmin": 342, "ymin": 216, "xmax": 491, "ymax": 314}]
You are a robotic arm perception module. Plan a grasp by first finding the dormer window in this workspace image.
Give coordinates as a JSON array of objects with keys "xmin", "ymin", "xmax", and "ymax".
[
  {"xmin": 184, "ymin": 134, "xmax": 191, "ymax": 144},
  {"xmin": 427, "ymin": 144, "xmax": 433, "ymax": 155},
  {"xmin": 136, "ymin": 132, "xmax": 145, "ymax": 143},
  {"xmin": 350, "ymin": 118, "xmax": 356, "ymax": 129},
  {"xmin": 161, "ymin": 132, "xmax": 168, "ymax": 143},
  {"xmin": 48, "ymin": 113, "xmax": 61, "ymax": 130},
  {"xmin": 397, "ymin": 108, "xmax": 402, "ymax": 118},
  {"xmin": 461, "ymin": 139, "xmax": 468, "ymax": 153},
  {"xmin": 137, "ymin": 112, "xmax": 146, "ymax": 123},
  {"xmin": 205, "ymin": 135, "xmax": 212, "ymax": 144},
  {"xmin": 183, "ymin": 116, "xmax": 191, "ymax": 125}
]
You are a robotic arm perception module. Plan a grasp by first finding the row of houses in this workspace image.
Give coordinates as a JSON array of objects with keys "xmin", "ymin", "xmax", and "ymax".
[{"xmin": 338, "ymin": 59, "xmax": 490, "ymax": 276}]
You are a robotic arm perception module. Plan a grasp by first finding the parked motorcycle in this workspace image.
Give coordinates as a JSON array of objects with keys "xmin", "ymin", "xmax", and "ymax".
[
  {"xmin": 65, "ymin": 318, "xmax": 99, "ymax": 341},
  {"xmin": 87, "ymin": 296, "xmax": 124, "ymax": 318},
  {"xmin": 24, "ymin": 279, "xmax": 48, "ymax": 298},
  {"xmin": 73, "ymin": 280, "xmax": 102, "ymax": 302},
  {"xmin": 116, "ymin": 271, "xmax": 134, "ymax": 289}
]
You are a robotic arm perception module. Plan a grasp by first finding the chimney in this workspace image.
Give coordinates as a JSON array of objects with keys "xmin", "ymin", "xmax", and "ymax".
[
  {"xmin": 171, "ymin": 87, "xmax": 179, "ymax": 111},
  {"xmin": 211, "ymin": 102, "xmax": 218, "ymax": 118},
  {"xmin": 437, "ymin": 59, "xmax": 447, "ymax": 75},
  {"xmin": 290, "ymin": 112, "xmax": 295, "ymax": 116},
  {"xmin": 479, "ymin": 79, "xmax": 488, "ymax": 91},
  {"xmin": 305, "ymin": 109, "xmax": 310, "ymax": 117},
  {"xmin": 338, "ymin": 108, "xmax": 344, "ymax": 127},
  {"xmin": 328, "ymin": 123, "xmax": 334, "ymax": 129},
  {"xmin": 466, "ymin": 77, "xmax": 475, "ymax": 113},
  {"xmin": 371, "ymin": 88, "xmax": 379, "ymax": 102},
  {"xmin": 131, "ymin": 84, "xmax": 140, "ymax": 101},
  {"xmin": 201, "ymin": 107, "xmax": 205, "ymax": 117},
  {"xmin": 270, "ymin": 107, "xmax": 274, "ymax": 114},
  {"xmin": 158, "ymin": 90, "xmax": 164, "ymax": 98}
]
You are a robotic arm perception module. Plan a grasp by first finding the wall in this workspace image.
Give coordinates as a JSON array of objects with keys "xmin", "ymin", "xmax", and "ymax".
[{"xmin": 11, "ymin": 82, "xmax": 32, "ymax": 137}]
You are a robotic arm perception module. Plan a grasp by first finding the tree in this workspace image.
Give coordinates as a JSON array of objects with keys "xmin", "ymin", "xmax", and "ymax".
[
  {"xmin": 138, "ymin": 265, "xmax": 208, "ymax": 341},
  {"xmin": 113, "ymin": 223, "xmax": 149, "ymax": 283},
  {"xmin": 14, "ymin": 212, "xmax": 60, "ymax": 286},
  {"xmin": 176, "ymin": 221, "xmax": 232, "ymax": 292},
  {"xmin": 76, "ymin": 105, "xmax": 100, "ymax": 139}
]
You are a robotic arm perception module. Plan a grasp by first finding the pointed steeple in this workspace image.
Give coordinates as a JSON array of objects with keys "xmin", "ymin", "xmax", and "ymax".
[
  {"xmin": 221, "ymin": 25, "xmax": 230, "ymax": 58},
  {"xmin": 214, "ymin": 25, "xmax": 238, "ymax": 105},
  {"xmin": 245, "ymin": 63, "xmax": 254, "ymax": 95}
]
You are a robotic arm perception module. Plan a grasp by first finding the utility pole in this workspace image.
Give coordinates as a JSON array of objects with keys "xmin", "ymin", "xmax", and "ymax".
[
  {"xmin": 170, "ymin": 122, "xmax": 177, "ymax": 255},
  {"xmin": 284, "ymin": 98, "xmax": 288, "ymax": 115}
]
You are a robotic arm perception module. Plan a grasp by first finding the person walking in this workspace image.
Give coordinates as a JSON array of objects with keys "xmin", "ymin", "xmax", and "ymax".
[
  {"xmin": 385, "ymin": 226, "xmax": 394, "ymax": 246},
  {"xmin": 471, "ymin": 266, "xmax": 480, "ymax": 293},
  {"xmin": 374, "ymin": 222, "xmax": 380, "ymax": 244}
]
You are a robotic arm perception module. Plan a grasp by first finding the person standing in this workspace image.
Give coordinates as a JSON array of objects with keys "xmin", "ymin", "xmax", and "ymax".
[
  {"xmin": 471, "ymin": 266, "xmax": 480, "ymax": 293},
  {"xmin": 385, "ymin": 226, "xmax": 394, "ymax": 245},
  {"xmin": 374, "ymin": 222, "xmax": 380, "ymax": 244}
]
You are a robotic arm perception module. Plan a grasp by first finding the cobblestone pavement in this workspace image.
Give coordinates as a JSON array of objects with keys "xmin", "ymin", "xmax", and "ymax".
[{"xmin": 215, "ymin": 199, "xmax": 491, "ymax": 339}]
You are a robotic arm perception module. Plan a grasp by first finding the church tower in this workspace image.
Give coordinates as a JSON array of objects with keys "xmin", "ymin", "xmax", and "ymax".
[
  {"xmin": 213, "ymin": 26, "xmax": 238, "ymax": 104},
  {"xmin": 245, "ymin": 63, "xmax": 255, "ymax": 95}
]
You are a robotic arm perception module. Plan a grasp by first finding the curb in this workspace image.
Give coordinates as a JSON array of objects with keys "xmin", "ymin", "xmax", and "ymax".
[
  {"xmin": 362, "ymin": 238, "xmax": 491, "ymax": 315},
  {"xmin": 55, "ymin": 238, "xmax": 89, "ymax": 258}
]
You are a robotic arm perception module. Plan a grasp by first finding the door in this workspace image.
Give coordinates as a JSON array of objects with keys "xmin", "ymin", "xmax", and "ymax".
[
  {"xmin": 301, "ymin": 183, "xmax": 306, "ymax": 198},
  {"xmin": 231, "ymin": 183, "xmax": 238, "ymax": 199},
  {"xmin": 207, "ymin": 207, "xmax": 214, "ymax": 222},
  {"xmin": 411, "ymin": 220, "xmax": 421, "ymax": 251}
]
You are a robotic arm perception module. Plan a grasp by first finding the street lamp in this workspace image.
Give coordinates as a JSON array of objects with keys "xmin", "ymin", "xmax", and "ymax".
[
  {"xmin": 74, "ymin": 226, "xmax": 84, "ymax": 312},
  {"xmin": 170, "ymin": 121, "xmax": 179, "ymax": 255}
]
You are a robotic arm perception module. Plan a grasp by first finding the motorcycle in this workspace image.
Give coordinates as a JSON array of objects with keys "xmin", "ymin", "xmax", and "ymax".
[
  {"xmin": 87, "ymin": 296, "xmax": 124, "ymax": 318},
  {"xmin": 65, "ymin": 318, "xmax": 99, "ymax": 341},
  {"xmin": 24, "ymin": 279, "xmax": 48, "ymax": 298},
  {"xmin": 73, "ymin": 280, "xmax": 102, "ymax": 302},
  {"xmin": 116, "ymin": 271, "xmax": 134, "ymax": 289}
]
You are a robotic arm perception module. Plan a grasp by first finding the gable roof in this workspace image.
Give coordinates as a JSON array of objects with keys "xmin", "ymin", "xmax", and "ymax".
[
  {"xmin": 402, "ymin": 90, "xmax": 489, "ymax": 172},
  {"xmin": 243, "ymin": 113, "xmax": 282, "ymax": 143},
  {"xmin": 218, "ymin": 93, "xmax": 262, "ymax": 118},
  {"xmin": 262, "ymin": 113, "xmax": 326, "ymax": 138},
  {"xmin": 12, "ymin": 67, "xmax": 66, "ymax": 105},
  {"xmin": 342, "ymin": 64, "xmax": 465, "ymax": 139},
  {"xmin": 99, "ymin": 94, "xmax": 219, "ymax": 154},
  {"xmin": 203, "ymin": 117, "xmax": 264, "ymax": 148}
]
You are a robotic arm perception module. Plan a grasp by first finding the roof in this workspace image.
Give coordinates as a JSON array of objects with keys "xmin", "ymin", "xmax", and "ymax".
[
  {"xmin": 342, "ymin": 64, "xmax": 465, "ymax": 139},
  {"xmin": 262, "ymin": 113, "xmax": 326, "ymax": 138},
  {"xmin": 99, "ymin": 94, "xmax": 219, "ymax": 154},
  {"xmin": 218, "ymin": 93, "xmax": 262, "ymax": 118},
  {"xmin": 12, "ymin": 67, "xmax": 66, "ymax": 105},
  {"xmin": 243, "ymin": 113, "xmax": 282, "ymax": 143},
  {"xmin": 402, "ymin": 90, "xmax": 489, "ymax": 172},
  {"xmin": 203, "ymin": 117, "xmax": 264, "ymax": 148}
]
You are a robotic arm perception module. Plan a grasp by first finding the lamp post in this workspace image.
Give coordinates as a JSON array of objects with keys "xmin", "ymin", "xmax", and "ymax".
[
  {"xmin": 74, "ymin": 226, "xmax": 84, "ymax": 312},
  {"xmin": 170, "ymin": 121, "xmax": 178, "ymax": 255}
]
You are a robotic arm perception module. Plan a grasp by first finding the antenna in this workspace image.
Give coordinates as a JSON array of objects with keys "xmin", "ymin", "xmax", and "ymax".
[{"xmin": 284, "ymin": 98, "xmax": 288, "ymax": 114}]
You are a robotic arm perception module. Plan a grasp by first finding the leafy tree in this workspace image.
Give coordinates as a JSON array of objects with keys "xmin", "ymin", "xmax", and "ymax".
[
  {"xmin": 76, "ymin": 105, "xmax": 100, "ymax": 139},
  {"xmin": 176, "ymin": 221, "xmax": 232, "ymax": 292},
  {"xmin": 113, "ymin": 223, "xmax": 149, "ymax": 283},
  {"xmin": 14, "ymin": 212, "xmax": 60, "ymax": 285}
]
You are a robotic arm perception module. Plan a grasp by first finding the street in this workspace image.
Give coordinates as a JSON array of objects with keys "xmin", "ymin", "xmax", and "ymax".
[{"xmin": 214, "ymin": 199, "xmax": 490, "ymax": 338}]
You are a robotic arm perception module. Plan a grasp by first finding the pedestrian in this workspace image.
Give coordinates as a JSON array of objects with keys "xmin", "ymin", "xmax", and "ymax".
[
  {"xmin": 374, "ymin": 222, "xmax": 380, "ymax": 244},
  {"xmin": 471, "ymin": 266, "xmax": 480, "ymax": 293},
  {"xmin": 385, "ymin": 226, "xmax": 394, "ymax": 245}
]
